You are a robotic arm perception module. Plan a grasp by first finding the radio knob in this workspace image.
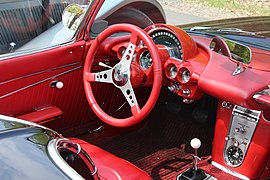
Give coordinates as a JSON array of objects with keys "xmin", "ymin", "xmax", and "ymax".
[
  {"xmin": 234, "ymin": 141, "xmax": 239, "ymax": 147},
  {"xmin": 235, "ymin": 127, "xmax": 245, "ymax": 133}
]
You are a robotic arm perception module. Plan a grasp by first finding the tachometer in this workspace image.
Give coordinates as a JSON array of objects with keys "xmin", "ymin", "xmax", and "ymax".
[
  {"xmin": 150, "ymin": 30, "xmax": 183, "ymax": 61},
  {"xmin": 139, "ymin": 50, "xmax": 152, "ymax": 70}
]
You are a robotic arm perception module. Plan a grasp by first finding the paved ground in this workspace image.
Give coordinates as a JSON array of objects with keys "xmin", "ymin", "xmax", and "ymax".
[{"xmin": 164, "ymin": 9, "xmax": 210, "ymax": 25}]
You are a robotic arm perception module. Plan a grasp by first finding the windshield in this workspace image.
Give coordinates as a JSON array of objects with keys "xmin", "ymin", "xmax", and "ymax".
[
  {"xmin": 156, "ymin": 0, "xmax": 270, "ymax": 49},
  {"xmin": 0, "ymin": 0, "xmax": 92, "ymax": 56},
  {"xmin": 1, "ymin": 0, "xmax": 269, "ymax": 56}
]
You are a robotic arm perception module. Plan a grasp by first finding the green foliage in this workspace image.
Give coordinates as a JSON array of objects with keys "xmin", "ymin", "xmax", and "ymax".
[
  {"xmin": 187, "ymin": 0, "xmax": 270, "ymax": 16},
  {"xmin": 225, "ymin": 39, "xmax": 251, "ymax": 64},
  {"xmin": 66, "ymin": 5, "xmax": 83, "ymax": 16}
]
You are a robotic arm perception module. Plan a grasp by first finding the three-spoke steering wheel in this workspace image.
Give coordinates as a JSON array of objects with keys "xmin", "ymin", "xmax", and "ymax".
[{"xmin": 83, "ymin": 24, "xmax": 162, "ymax": 127}]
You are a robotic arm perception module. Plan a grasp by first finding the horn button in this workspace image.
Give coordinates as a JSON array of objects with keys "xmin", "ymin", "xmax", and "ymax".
[{"xmin": 113, "ymin": 64, "xmax": 129, "ymax": 86}]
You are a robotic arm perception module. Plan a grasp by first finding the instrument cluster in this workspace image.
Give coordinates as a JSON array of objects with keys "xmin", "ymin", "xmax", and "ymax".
[
  {"xmin": 137, "ymin": 25, "xmax": 205, "ymax": 101},
  {"xmin": 150, "ymin": 30, "xmax": 183, "ymax": 61},
  {"xmin": 138, "ymin": 29, "xmax": 183, "ymax": 71}
]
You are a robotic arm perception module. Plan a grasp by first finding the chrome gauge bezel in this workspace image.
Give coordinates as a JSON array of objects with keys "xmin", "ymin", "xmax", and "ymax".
[
  {"xmin": 181, "ymin": 69, "xmax": 191, "ymax": 83},
  {"xmin": 225, "ymin": 145, "xmax": 244, "ymax": 167},
  {"xmin": 150, "ymin": 30, "xmax": 183, "ymax": 61},
  {"xmin": 139, "ymin": 50, "xmax": 152, "ymax": 70},
  {"xmin": 169, "ymin": 65, "xmax": 177, "ymax": 79}
]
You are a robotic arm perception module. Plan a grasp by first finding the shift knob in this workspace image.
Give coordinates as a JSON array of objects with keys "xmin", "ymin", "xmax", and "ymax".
[{"xmin": 190, "ymin": 138, "xmax": 201, "ymax": 149}]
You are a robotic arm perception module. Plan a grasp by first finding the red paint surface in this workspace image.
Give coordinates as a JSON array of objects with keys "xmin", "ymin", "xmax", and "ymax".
[
  {"xmin": 72, "ymin": 138, "xmax": 151, "ymax": 180},
  {"xmin": 17, "ymin": 106, "xmax": 63, "ymax": 124}
]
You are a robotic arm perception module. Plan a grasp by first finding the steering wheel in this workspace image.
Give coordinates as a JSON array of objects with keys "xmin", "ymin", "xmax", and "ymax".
[{"xmin": 83, "ymin": 24, "xmax": 162, "ymax": 127}]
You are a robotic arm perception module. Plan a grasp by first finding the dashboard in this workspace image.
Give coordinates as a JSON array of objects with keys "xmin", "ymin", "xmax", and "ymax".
[
  {"xmin": 141, "ymin": 24, "xmax": 207, "ymax": 101},
  {"xmin": 107, "ymin": 23, "xmax": 270, "ymax": 179},
  {"xmin": 140, "ymin": 24, "xmax": 270, "ymax": 180}
]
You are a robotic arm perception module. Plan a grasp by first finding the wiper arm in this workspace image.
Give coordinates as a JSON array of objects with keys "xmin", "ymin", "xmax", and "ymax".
[
  {"xmin": 217, "ymin": 28, "xmax": 256, "ymax": 35},
  {"xmin": 189, "ymin": 26, "xmax": 265, "ymax": 38}
]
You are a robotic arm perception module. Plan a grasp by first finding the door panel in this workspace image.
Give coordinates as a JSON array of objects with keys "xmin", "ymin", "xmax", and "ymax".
[
  {"xmin": 0, "ymin": 42, "xmax": 85, "ymax": 82},
  {"xmin": 0, "ymin": 41, "xmax": 113, "ymax": 133}
]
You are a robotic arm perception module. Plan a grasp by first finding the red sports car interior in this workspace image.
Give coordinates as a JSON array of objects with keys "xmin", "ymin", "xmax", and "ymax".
[{"xmin": 0, "ymin": 0, "xmax": 270, "ymax": 179}]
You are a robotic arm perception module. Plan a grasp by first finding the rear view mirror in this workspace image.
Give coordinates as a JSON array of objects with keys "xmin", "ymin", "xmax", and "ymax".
[
  {"xmin": 210, "ymin": 37, "xmax": 252, "ymax": 64},
  {"xmin": 223, "ymin": 39, "xmax": 251, "ymax": 64},
  {"xmin": 62, "ymin": 4, "xmax": 85, "ymax": 31},
  {"xmin": 210, "ymin": 36, "xmax": 252, "ymax": 75}
]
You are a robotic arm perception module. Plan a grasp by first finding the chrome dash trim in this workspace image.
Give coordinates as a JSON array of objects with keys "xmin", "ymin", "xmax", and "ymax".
[
  {"xmin": 0, "ymin": 66, "xmax": 81, "ymax": 99},
  {"xmin": 48, "ymin": 138, "xmax": 85, "ymax": 180},
  {"xmin": 211, "ymin": 161, "xmax": 250, "ymax": 180}
]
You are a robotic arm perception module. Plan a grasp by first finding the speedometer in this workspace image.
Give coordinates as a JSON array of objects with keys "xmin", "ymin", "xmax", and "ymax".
[{"xmin": 150, "ymin": 30, "xmax": 183, "ymax": 61}]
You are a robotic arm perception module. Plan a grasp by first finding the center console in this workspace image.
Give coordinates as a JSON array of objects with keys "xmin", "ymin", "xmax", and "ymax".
[
  {"xmin": 224, "ymin": 105, "xmax": 260, "ymax": 167},
  {"xmin": 211, "ymin": 102, "xmax": 270, "ymax": 179}
]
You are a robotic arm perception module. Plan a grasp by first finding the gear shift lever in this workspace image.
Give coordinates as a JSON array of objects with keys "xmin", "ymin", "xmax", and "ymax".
[
  {"xmin": 177, "ymin": 138, "xmax": 206, "ymax": 180},
  {"xmin": 191, "ymin": 138, "xmax": 201, "ymax": 171}
]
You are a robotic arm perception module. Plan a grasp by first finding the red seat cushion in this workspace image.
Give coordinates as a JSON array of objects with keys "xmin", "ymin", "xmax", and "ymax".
[{"xmin": 72, "ymin": 138, "xmax": 150, "ymax": 180}]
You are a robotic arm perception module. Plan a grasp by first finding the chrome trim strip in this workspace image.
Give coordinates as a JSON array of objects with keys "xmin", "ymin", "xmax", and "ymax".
[
  {"xmin": 0, "ymin": 114, "xmax": 57, "ymax": 134},
  {"xmin": 48, "ymin": 138, "xmax": 85, "ymax": 180},
  {"xmin": 211, "ymin": 161, "xmax": 250, "ymax": 180},
  {"xmin": 56, "ymin": 138, "xmax": 99, "ymax": 177},
  {"xmin": 0, "ymin": 44, "xmax": 65, "ymax": 61},
  {"xmin": 0, "ymin": 62, "xmax": 80, "ymax": 86},
  {"xmin": 0, "ymin": 39, "xmax": 79, "ymax": 61},
  {"xmin": 253, "ymin": 94, "xmax": 261, "ymax": 100},
  {"xmin": 0, "ymin": 66, "xmax": 81, "ymax": 99}
]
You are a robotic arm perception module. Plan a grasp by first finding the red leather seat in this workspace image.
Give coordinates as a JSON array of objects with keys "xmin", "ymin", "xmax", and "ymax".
[{"xmin": 72, "ymin": 139, "xmax": 150, "ymax": 180}]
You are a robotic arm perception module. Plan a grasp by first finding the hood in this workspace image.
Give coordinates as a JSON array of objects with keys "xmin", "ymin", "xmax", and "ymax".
[
  {"xmin": 179, "ymin": 16, "xmax": 270, "ymax": 38},
  {"xmin": 0, "ymin": 115, "xmax": 67, "ymax": 180}
]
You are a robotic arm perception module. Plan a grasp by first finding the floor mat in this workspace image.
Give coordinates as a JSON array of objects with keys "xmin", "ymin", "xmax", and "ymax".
[
  {"xmin": 79, "ymin": 101, "xmax": 217, "ymax": 179},
  {"xmin": 135, "ymin": 146, "xmax": 193, "ymax": 179}
]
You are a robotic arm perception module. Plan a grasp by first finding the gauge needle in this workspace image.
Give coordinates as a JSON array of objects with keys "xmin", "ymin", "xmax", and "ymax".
[{"xmin": 98, "ymin": 62, "xmax": 112, "ymax": 69}]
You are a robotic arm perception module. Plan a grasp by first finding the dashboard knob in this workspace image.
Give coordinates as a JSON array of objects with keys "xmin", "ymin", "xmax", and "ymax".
[
  {"xmin": 235, "ymin": 127, "xmax": 245, "ymax": 133},
  {"xmin": 182, "ymin": 89, "xmax": 191, "ymax": 97},
  {"xmin": 234, "ymin": 141, "xmax": 239, "ymax": 147}
]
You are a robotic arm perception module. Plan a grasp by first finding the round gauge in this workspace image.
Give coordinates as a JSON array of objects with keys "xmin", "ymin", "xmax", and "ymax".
[
  {"xmin": 165, "ymin": 64, "xmax": 177, "ymax": 79},
  {"xmin": 139, "ymin": 51, "xmax": 152, "ymax": 70},
  {"xmin": 182, "ymin": 69, "xmax": 190, "ymax": 83},
  {"xmin": 226, "ymin": 146, "xmax": 244, "ymax": 166},
  {"xmin": 169, "ymin": 66, "xmax": 177, "ymax": 78},
  {"xmin": 150, "ymin": 30, "xmax": 182, "ymax": 60}
]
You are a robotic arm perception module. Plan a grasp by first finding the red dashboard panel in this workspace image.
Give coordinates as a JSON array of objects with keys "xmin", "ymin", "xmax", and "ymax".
[{"xmin": 195, "ymin": 40, "xmax": 270, "ymax": 110}]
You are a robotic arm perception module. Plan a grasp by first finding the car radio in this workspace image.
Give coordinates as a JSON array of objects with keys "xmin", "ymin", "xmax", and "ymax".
[{"xmin": 224, "ymin": 105, "xmax": 261, "ymax": 167}]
